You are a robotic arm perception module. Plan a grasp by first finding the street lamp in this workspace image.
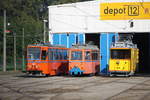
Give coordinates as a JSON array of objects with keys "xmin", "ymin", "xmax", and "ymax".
[
  {"xmin": 13, "ymin": 32, "xmax": 16, "ymax": 71},
  {"xmin": 3, "ymin": 10, "xmax": 13, "ymax": 72},
  {"xmin": 22, "ymin": 28, "xmax": 25, "ymax": 71},
  {"xmin": 3, "ymin": 10, "xmax": 6, "ymax": 72},
  {"xmin": 43, "ymin": 19, "xmax": 48, "ymax": 43}
]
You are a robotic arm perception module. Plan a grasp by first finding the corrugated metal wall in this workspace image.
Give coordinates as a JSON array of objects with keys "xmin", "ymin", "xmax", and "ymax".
[
  {"xmin": 52, "ymin": 33, "xmax": 85, "ymax": 48},
  {"xmin": 52, "ymin": 33, "xmax": 119, "ymax": 75},
  {"xmin": 100, "ymin": 33, "xmax": 118, "ymax": 75}
]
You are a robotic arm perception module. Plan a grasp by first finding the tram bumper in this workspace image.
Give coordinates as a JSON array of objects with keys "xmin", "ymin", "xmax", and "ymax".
[
  {"xmin": 109, "ymin": 71, "xmax": 131, "ymax": 76},
  {"xmin": 69, "ymin": 67, "xmax": 84, "ymax": 76}
]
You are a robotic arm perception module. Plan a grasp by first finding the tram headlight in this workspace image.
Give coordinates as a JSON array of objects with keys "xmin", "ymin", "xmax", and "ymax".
[{"xmin": 116, "ymin": 61, "xmax": 120, "ymax": 65}]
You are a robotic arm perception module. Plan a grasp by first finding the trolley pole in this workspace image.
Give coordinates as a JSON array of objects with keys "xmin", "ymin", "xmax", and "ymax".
[
  {"xmin": 22, "ymin": 28, "xmax": 25, "ymax": 70},
  {"xmin": 14, "ymin": 32, "xmax": 16, "ymax": 71},
  {"xmin": 3, "ymin": 10, "xmax": 6, "ymax": 72}
]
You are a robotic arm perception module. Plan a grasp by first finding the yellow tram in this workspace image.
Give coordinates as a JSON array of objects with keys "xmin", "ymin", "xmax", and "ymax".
[{"xmin": 109, "ymin": 41, "xmax": 139, "ymax": 76}]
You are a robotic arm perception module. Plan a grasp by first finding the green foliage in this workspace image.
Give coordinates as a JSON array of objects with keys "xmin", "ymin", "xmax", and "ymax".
[
  {"xmin": 0, "ymin": 0, "xmax": 45, "ymax": 67},
  {"xmin": 0, "ymin": 0, "xmax": 90, "ymax": 70}
]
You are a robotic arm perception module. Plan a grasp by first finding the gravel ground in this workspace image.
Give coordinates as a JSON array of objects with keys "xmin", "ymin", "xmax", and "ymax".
[{"xmin": 0, "ymin": 72, "xmax": 150, "ymax": 100}]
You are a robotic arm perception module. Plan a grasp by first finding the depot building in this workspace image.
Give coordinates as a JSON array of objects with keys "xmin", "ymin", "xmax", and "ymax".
[{"xmin": 48, "ymin": 0, "xmax": 150, "ymax": 74}]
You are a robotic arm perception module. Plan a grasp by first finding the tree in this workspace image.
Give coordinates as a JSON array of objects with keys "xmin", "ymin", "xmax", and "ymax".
[{"xmin": 0, "ymin": 0, "xmax": 91, "ymax": 70}]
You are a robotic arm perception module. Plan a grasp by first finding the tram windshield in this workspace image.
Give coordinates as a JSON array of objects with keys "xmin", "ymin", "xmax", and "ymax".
[
  {"xmin": 71, "ymin": 51, "xmax": 82, "ymax": 60},
  {"xmin": 111, "ymin": 49, "xmax": 131, "ymax": 59},
  {"xmin": 27, "ymin": 47, "xmax": 41, "ymax": 60}
]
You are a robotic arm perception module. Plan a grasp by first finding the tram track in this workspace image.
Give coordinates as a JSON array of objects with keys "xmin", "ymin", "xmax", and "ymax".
[
  {"xmin": 0, "ymin": 82, "xmax": 41, "ymax": 100},
  {"xmin": 106, "ymin": 78, "xmax": 150, "ymax": 100},
  {"xmin": 0, "ymin": 73, "xmax": 150, "ymax": 100}
]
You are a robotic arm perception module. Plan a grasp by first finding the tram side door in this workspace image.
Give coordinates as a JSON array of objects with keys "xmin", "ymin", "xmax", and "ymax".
[
  {"xmin": 41, "ymin": 47, "xmax": 49, "ymax": 74},
  {"xmin": 91, "ymin": 51, "xmax": 95, "ymax": 73},
  {"xmin": 84, "ymin": 50, "xmax": 93, "ymax": 74}
]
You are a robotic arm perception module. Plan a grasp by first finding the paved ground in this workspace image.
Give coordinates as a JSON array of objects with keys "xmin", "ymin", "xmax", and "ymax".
[{"xmin": 0, "ymin": 72, "xmax": 150, "ymax": 100}]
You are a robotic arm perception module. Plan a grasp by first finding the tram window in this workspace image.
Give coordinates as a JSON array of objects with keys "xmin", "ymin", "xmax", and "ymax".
[
  {"xmin": 62, "ymin": 50, "xmax": 68, "ymax": 60},
  {"xmin": 92, "ymin": 51, "xmax": 99, "ymax": 60},
  {"xmin": 85, "ymin": 51, "xmax": 91, "ymax": 60},
  {"xmin": 49, "ymin": 49, "xmax": 56, "ymax": 60},
  {"xmin": 41, "ymin": 50, "xmax": 47, "ymax": 60},
  {"xmin": 48, "ymin": 49, "xmax": 68, "ymax": 60},
  {"xmin": 111, "ymin": 49, "xmax": 131, "ymax": 59},
  {"xmin": 64, "ymin": 50, "xmax": 68, "ymax": 60},
  {"xmin": 52, "ymin": 49, "xmax": 56, "ymax": 60},
  {"xmin": 59, "ymin": 49, "xmax": 63, "ymax": 60},
  {"xmin": 71, "ymin": 51, "xmax": 82, "ymax": 60},
  {"xmin": 56, "ymin": 49, "xmax": 59, "ymax": 60},
  {"xmin": 48, "ymin": 49, "xmax": 53, "ymax": 60},
  {"xmin": 28, "ymin": 47, "xmax": 40, "ymax": 60},
  {"xmin": 55, "ymin": 49, "xmax": 59, "ymax": 60},
  {"xmin": 61, "ymin": 49, "xmax": 65, "ymax": 60}
]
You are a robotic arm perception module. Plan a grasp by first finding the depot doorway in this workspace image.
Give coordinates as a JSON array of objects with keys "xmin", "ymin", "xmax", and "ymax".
[
  {"xmin": 132, "ymin": 33, "xmax": 150, "ymax": 73},
  {"xmin": 85, "ymin": 34, "xmax": 100, "ymax": 48}
]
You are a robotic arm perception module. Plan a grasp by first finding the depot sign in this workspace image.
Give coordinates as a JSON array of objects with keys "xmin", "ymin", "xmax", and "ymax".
[{"xmin": 100, "ymin": 2, "xmax": 150, "ymax": 20}]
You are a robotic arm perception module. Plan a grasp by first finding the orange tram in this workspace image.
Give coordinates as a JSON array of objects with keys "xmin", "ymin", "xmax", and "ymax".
[
  {"xmin": 69, "ymin": 44, "xmax": 100, "ymax": 76},
  {"xmin": 25, "ymin": 43, "xmax": 100, "ymax": 76},
  {"xmin": 26, "ymin": 44, "xmax": 69, "ymax": 76}
]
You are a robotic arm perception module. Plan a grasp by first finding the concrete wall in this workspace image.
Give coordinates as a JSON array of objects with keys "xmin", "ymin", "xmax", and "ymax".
[{"xmin": 48, "ymin": 0, "xmax": 150, "ymax": 33}]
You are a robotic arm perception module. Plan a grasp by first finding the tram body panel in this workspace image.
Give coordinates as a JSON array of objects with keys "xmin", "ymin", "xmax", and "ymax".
[
  {"xmin": 69, "ymin": 48, "xmax": 100, "ymax": 75},
  {"xmin": 26, "ymin": 45, "xmax": 69, "ymax": 76},
  {"xmin": 109, "ymin": 59, "xmax": 130, "ymax": 72},
  {"xmin": 109, "ymin": 48, "xmax": 139, "ymax": 76}
]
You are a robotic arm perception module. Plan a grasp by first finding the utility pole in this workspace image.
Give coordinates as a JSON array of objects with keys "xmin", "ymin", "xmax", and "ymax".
[
  {"xmin": 14, "ymin": 32, "xmax": 16, "ymax": 71},
  {"xmin": 22, "ymin": 28, "xmax": 25, "ymax": 70},
  {"xmin": 3, "ymin": 10, "xmax": 6, "ymax": 72},
  {"xmin": 43, "ymin": 20, "xmax": 47, "ymax": 43}
]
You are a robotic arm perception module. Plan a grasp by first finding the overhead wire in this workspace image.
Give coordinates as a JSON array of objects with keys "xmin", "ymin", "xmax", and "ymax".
[
  {"xmin": 7, "ymin": 34, "xmax": 44, "ymax": 38},
  {"xmin": 51, "ymin": 2, "xmax": 127, "ymax": 30},
  {"xmin": 138, "ymin": 0, "xmax": 145, "ymax": 9},
  {"xmin": 74, "ymin": 6, "xmax": 126, "ymax": 30},
  {"xmin": 51, "ymin": 16, "xmax": 86, "ymax": 30}
]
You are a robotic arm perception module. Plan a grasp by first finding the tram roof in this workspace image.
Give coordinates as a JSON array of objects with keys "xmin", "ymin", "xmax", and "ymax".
[
  {"xmin": 71, "ymin": 44, "xmax": 99, "ymax": 50},
  {"xmin": 28, "ymin": 43, "xmax": 66, "ymax": 48}
]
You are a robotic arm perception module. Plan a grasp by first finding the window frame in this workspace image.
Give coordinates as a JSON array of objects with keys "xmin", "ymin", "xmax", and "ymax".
[
  {"xmin": 110, "ymin": 49, "xmax": 131, "ymax": 59},
  {"xmin": 71, "ymin": 50, "xmax": 82, "ymax": 60},
  {"xmin": 27, "ymin": 47, "xmax": 41, "ymax": 60}
]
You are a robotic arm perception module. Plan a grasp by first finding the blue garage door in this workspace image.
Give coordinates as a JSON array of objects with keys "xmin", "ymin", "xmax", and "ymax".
[{"xmin": 100, "ymin": 33, "xmax": 118, "ymax": 75}]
